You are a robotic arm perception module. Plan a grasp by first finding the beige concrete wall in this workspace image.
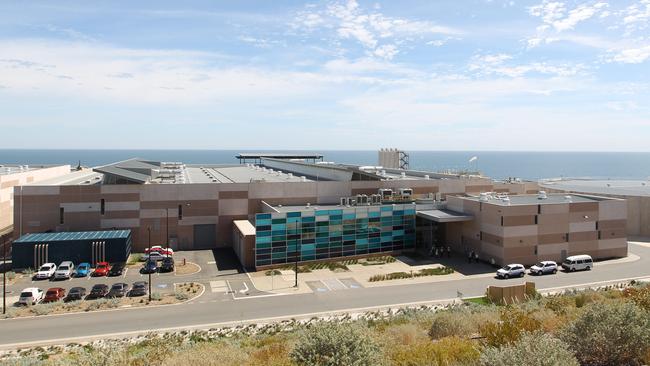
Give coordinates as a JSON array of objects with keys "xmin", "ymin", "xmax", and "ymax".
[{"xmin": 0, "ymin": 165, "xmax": 70, "ymax": 232}]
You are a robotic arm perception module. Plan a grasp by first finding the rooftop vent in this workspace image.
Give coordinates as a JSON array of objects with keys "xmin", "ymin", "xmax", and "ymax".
[
  {"xmin": 537, "ymin": 191, "xmax": 548, "ymax": 200},
  {"xmin": 479, "ymin": 192, "xmax": 490, "ymax": 202},
  {"xmin": 400, "ymin": 172, "xmax": 406, "ymax": 178},
  {"xmin": 564, "ymin": 195, "xmax": 572, "ymax": 202},
  {"xmin": 300, "ymin": 176, "xmax": 307, "ymax": 182},
  {"xmin": 424, "ymin": 175, "xmax": 430, "ymax": 180}
]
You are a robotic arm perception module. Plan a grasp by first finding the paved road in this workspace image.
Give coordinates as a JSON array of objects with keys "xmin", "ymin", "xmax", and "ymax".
[{"xmin": 1, "ymin": 244, "xmax": 649, "ymax": 349}]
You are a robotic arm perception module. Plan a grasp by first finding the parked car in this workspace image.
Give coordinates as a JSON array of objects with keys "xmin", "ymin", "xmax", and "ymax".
[
  {"xmin": 18, "ymin": 288, "xmax": 44, "ymax": 305},
  {"xmin": 66, "ymin": 287, "xmax": 87, "ymax": 301},
  {"xmin": 75, "ymin": 262, "xmax": 91, "ymax": 277},
  {"xmin": 35, "ymin": 263, "xmax": 57, "ymax": 280},
  {"xmin": 92, "ymin": 262, "xmax": 111, "ymax": 277},
  {"xmin": 141, "ymin": 259, "xmax": 158, "ymax": 274},
  {"xmin": 129, "ymin": 281, "xmax": 148, "ymax": 297},
  {"xmin": 529, "ymin": 261, "xmax": 558, "ymax": 275},
  {"xmin": 88, "ymin": 284, "xmax": 109, "ymax": 299},
  {"xmin": 160, "ymin": 257, "xmax": 175, "ymax": 273},
  {"xmin": 145, "ymin": 246, "xmax": 174, "ymax": 256},
  {"xmin": 54, "ymin": 261, "xmax": 75, "ymax": 280},
  {"xmin": 108, "ymin": 263, "xmax": 125, "ymax": 277},
  {"xmin": 107, "ymin": 283, "xmax": 130, "ymax": 298},
  {"xmin": 142, "ymin": 251, "xmax": 168, "ymax": 262},
  {"xmin": 562, "ymin": 255, "xmax": 593, "ymax": 272},
  {"xmin": 496, "ymin": 264, "xmax": 526, "ymax": 279},
  {"xmin": 43, "ymin": 287, "xmax": 66, "ymax": 302}
]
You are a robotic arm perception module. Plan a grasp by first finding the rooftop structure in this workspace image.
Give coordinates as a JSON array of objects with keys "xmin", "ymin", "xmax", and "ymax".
[
  {"xmin": 0, "ymin": 165, "xmax": 40, "ymax": 176},
  {"xmin": 27, "ymin": 169, "xmax": 103, "ymax": 186},
  {"xmin": 462, "ymin": 192, "xmax": 604, "ymax": 206},
  {"xmin": 236, "ymin": 153, "xmax": 324, "ymax": 164},
  {"xmin": 540, "ymin": 179, "xmax": 650, "ymax": 197}
]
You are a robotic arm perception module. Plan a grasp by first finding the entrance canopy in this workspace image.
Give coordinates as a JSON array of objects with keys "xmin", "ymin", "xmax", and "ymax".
[{"xmin": 416, "ymin": 209, "xmax": 474, "ymax": 223}]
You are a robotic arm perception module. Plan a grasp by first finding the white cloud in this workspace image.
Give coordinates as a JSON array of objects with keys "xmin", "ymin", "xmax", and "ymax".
[
  {"xmin": 622, "ymin": 0, "xmax": 650, "ymax": 33},
  {"xmin": 469, "ymin": 53, "xmax": 586, "ymax": 77},
  {"xmin": 528, "ymin": 1, "xmax": 608, "ymax": 47},
  {"xmin": 609, "ymin": 45, "xmax": 650, "ymax": 63},
  {"xmin": 291, "ymin": 0, "xmax": 460, "ymax": 60}
]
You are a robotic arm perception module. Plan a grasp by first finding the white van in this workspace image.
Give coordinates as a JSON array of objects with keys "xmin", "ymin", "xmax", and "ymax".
[{"xmin": 562, "ymin": 255, "xmax": 593, "ymax": 272}]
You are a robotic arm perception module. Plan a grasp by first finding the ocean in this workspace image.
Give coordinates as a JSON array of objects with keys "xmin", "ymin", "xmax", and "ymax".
[{"xmin": 1, "ymin": 149, "xmax": 649, "ymax": 181}]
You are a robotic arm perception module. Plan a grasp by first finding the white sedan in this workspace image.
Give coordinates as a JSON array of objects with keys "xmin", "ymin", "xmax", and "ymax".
[{"xmin": 18, "ymin": 288, "xmax": 44, "ymax": 305}]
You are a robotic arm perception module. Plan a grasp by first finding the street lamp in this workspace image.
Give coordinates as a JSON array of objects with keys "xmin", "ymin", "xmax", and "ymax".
[
  {"xmin": 2, "ymin": 234, "xmax": 6, "ymax": 314},
  {"xmin": 147, "ymin": 227, "xmax": 152, "ymax": 302},
  {"xmin": 294, "ymin": 221, "xmax": 301, "ymax": 288}
]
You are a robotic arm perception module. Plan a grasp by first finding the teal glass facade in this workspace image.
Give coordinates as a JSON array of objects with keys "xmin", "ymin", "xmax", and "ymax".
[{"xmin": 254, "ymin": 204, "xmax": 416, "ymax": 267}]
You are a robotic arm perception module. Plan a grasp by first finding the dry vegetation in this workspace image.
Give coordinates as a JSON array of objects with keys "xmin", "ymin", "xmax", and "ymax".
[
  {"xmin": 174, "ymin": 262, "xmax": 201, "ymax": 276},
  {"xmin": 3, "ymin": 282, "xmax": 650, "ymax": 366}
]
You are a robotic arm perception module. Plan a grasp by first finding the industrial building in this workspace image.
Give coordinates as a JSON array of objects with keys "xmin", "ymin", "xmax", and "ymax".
[
  {"xmin": 10, "ymin": 153, "xmax": 628, "ymax": 269},
  {"xmin": 541, "ymin": 179, "xmax": 650, "ymax": 237},
  {"xmin": 12, "ymin": 230, "xmax": 132, "ymax": 269}
]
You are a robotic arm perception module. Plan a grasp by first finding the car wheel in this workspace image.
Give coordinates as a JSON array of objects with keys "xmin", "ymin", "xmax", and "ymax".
[
  {"xmin": 586, "ymin": 266, "xmax": 591, "ymax": 271},
  {"xmin": 571, "ymin": 267, "xmax": 576, "ymax": 272},
  {"xmin": 552, "ymin": 269, "xmax": 557, "ymax": 274},
  {"xmin": 520, "ymin": 272, "xmax": 525, "ymax": 277},
  {"xmin": 504, "ymin": 274, "xmax": 509, "ymax": 279}
]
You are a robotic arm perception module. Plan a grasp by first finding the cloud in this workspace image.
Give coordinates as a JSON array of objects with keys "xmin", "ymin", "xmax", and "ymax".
[
  {"xmin": 527, "ymin": 1, "xmax": 608, "ymax": 47},
  {"xmin": 609, "ymin": 45, "xmax": 650, "ymax": 63},
  {"xmin": 622, "ymin": 0, "xmax": 650, "ymax": 33},
  {"xmin": 469, "ymin": 53, "xmax": 585, "ymax": 77},
  {"xmin": 291, "ymin": 0, "xmax": 460, "ymax": 60}
]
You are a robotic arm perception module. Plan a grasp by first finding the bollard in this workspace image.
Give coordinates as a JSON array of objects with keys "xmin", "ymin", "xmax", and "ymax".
[{"xmin": 183, "ymin": 258, "xmax": 186, "ymax": 266}]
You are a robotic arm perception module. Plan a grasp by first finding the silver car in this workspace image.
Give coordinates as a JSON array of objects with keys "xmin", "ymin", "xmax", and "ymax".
[
  {"xmin": 54, "ymin": 261, "xmax": 75, "ymax": 280},
  {"xmin": 529, "ymin": 261, "xmax": 557, "ymax": 275},
  {"xmin": 496, "ymin": 264, "xmax": 526, "ymax": 279}
]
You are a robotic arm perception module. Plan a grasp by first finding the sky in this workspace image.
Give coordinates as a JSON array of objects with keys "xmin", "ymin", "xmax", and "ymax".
[{"xmin": 0, "ymin": 0, "xmax": 648, "ymax": 151}]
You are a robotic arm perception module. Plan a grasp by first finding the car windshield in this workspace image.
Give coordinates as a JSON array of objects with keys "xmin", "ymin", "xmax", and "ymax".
[
  {"xmin": 563, "ymin": 259, "xmax": 572, "ymax": 264},
  {"xmin": 535, "ymin": 262, "xmax": 543, "ymax": 267},
  {"xmin": 20, "ymin": 292, "xmax": 31, "ymax": 297},
  {"xmin": 46, "ymin": 291, "xmax": 57, "ymax": 295},
  {"xmin": 58, "ymin": 266, "xmax": 68, "ymax": 270},
  {"xmin": 70, "ymin": 288, "xmax": 81, "ymax": 293},
  {"xmin": 97, "ymin": 265, "xmax": 106, "ymax": 269},
  {"xmin": 39, "ymin": 265, "xmax": 51, "ymax": 271}
]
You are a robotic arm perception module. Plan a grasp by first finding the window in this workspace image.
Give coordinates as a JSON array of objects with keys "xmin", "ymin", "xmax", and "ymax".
[
  {"xmin": 534, "ymin": 215, "xmax": 538, "ymax": 225},
  {"xmin": 500, "ymin": 216, "xmax": 504, "ymax": 226},
  {"xmin": 178, "ymin": 204, "xmax": 183, "ymax": 220},
  {"xmin": 59, "ymin": 207, "xmax": 64, "ymax": 224},
  {"xmin": 100, "ymin": 199, "xmax": 105, "ymax": 215},
  {"xmin": 537, "ymin": 204, "xmax": 541, "ymax": 214}
]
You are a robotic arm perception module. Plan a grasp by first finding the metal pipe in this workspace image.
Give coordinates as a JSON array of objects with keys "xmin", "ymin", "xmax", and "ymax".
[
  {"xmin": 2, "ymin": 235, "xmax": 6, "ymax": 314},
  {"xmin": 148, "ymin": 227, "xmax": 151, "ymax": 302}
]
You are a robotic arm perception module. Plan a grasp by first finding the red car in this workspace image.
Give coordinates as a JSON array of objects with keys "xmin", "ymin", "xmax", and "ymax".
[
  {"xmin": 92, "ymin": 262, "xmax": 111, "ymax": 277},
  {"xmin": 43, "ymin": 287, "xmax": 66, "ymax": 302},
  {"xmin": 145, "ymin": 246, "xmax": 174, "ymax": 256}
]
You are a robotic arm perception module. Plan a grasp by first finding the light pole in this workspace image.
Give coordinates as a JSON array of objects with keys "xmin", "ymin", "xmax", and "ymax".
[
  {"xmin": 165, "ymin": 208, "xmax": 170, "ymax": 258},
  {"xmin": 2, "ymin": 235, "xmax": 6, "ymax": 314},
  {"xmin": 147, "ymin": 227, "xmax": 152, "ymax": 302},
  {"xmin": 294, "ymin": 221, "xmax": 301, "ymax": 288}
]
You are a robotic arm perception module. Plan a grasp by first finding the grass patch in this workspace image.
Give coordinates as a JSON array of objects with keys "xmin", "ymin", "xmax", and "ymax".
[
  {"xmin": 265, "ymin": 270, "xmax": 282, "ymax": 276},
  {"xmin": 369, "ymin": 266, "xmax": 454, "ymax": 282},
  {"xmin": 463, "ymin": 296, "xmax": 492, "ymax": 306},
  {"xmin": 127, "ymin": 253, "xmax": 143, "ymax": 265},
  {"xmin": 361, "ymin": 256, "xmax": 397, "ymax": 266}
]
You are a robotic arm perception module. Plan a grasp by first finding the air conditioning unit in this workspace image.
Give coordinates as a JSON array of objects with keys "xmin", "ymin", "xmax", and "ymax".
[
  {"xmin": 398, "ymin": 188, "xmax": 413, "ymax": 197},
  {"xmin": 378, "ymin": 188, "xmax": 393, "ymax": 199}
]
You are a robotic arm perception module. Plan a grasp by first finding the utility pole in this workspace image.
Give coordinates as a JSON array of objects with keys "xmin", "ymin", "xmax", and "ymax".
[
  {"xmin": 294, "ymin": 222, "xmax": 301, "ymax": 288},
  {"xmin": 165, "ymin": 208, "xmax": 170, "ymax": 258}
]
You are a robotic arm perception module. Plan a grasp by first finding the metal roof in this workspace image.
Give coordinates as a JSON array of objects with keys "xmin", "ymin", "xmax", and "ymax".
[
  {"xmin": 462, "ymin": 193, "xmax": 605, "ymax": 206},
  {"xmin": 236, "ymin": 153, "xmax": 323, "ymax": 159},
  {"xmin": 15, "ymin": 230, "xmax": 131, "ymax": 243},
  {"xmin": 417, "ymin": 209, "xmax": 474, "ymax": 223},
  {"xmin": 540, "ymin": 179, "xmax": 650, "ymax": 197}
]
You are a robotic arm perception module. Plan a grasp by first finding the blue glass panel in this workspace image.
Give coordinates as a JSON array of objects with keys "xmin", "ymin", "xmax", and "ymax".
[
  {"xmin": 315, "ymin": 210, "xmax": 330, "ymax": 216},
  {"xmin": 287, "ymin": 212, "xmax": 302, "ymax": 218},
  {"xmin": 343, "ymin": 213, "xmax": 356, "ymax": 220},
  {"xmin": 256, "ymin": 219, "xmax": 271, "ymax": 226},
  {"xmin": 256, "ymin": 236, "xmax": 271, "ymax": 244},
  {"xmin": 328, "ymin": 210, "xmax": 342, "ymax": 215},
  {"xmin": 257, "ymin": 231, "xmax": 271, "ymax": 237},
  {"xmin": 301, "ymin": 244, "xmax": 315, "ymax": 251},
  {"xmin": 356, "ymin": 238, "xmax": 368, "ymax": 245},
  {"xmin": 380, "ymin": 205, "xmax": 393, "ymax": 212},
  {"xmin": 271, "ymin": 224, "xmax": 286, "ymax": 231},
  {"xmin": 256, "ymin": 213, "xmax": 272, "ymax": 220},
  {"xmin": 301, "ymin": 216, "xmax": 315, "ymax": 223}
]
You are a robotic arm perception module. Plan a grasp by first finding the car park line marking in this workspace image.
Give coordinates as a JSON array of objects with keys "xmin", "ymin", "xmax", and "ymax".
[
  {"xmin": 122, "ymin": 268, "xmax": 129, "ymax": 278},
  {"xmin": 238, "ymin": 282, "xmax": 249, "ymax": 294}
]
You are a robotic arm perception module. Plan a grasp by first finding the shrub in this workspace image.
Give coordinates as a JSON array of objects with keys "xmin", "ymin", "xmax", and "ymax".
[
  {"xmin": 479, "ymin": 307, "xmax": 542, "ymax": 347},
  {"xmin": 127, "ymin": 253, "xmax": 143, "ymax": 265},
  {"xmin": 428, "ymin": 305, "xmax": 499, "ymax": 340},
  {"xmin": 248, "ymin": 342, "xmax": 292, "ymax": 366},
  {"xmin": 175, "ymin": 291, "xmax": 189, "ymax": 301},
  {"xmin": 623, "ymin": 285, "xmax": 650, "ymax": 311},
  {"xmin": 559, "ymin": 302, "xmax": 650, "ymax": 366},
  {"xmin": 389, "ymin": 336, "xmax": 480, "ymax": 366},
  {"xmin": 265, "ymin": 269, "xmax": 282, "ymax": 276},
  {"xmin": 290, "ymin": 322, "xmax": 380, "ymax": 366},
  {"xmin": 544, "ymin": 295, "xmax": 575, "ymax": 315},
  {"xmin": 6, "ymin": 271, "xmax": 16, "ymax": 281},
  {"xmin": 30, "ymin": 303, "xmax": 54, "ymax": 316},
  {"xmin": 151, "ymin": 292, "xmax": 162, "ymax": 301},
  {"xmin": 480, "ymin": 332, "xmax": 578, "ymax": 366}
]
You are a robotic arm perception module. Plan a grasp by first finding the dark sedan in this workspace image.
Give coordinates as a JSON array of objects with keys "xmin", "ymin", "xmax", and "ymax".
[
  {"xmin": 107, "ymin": 283, "xmax": 130, "ymax": 298},
  {"xmin": 66, "ymin": 287, "xmax": 87, "ymax": 301},
  {"xmin": 108, "ymin": 263, "xmax": 126, "ymax": 277},
  {"xmin": 129, "ymin": 281, "xmax": 148, "ymax": 297},
  {"xmin": 160, "ymin": 257, "xmax": 175, "ymax": 273},
  {"xmin": 141, "ymin": 259, "xmax": 157, "ymax": 274},
  {"xmin": 88, "ymin": 284, "xmax": 109, "ymax": 299}
]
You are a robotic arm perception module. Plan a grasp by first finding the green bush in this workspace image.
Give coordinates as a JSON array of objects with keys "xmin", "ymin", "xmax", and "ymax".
[
  {"xmin": 480, "ymin": 332, "xmax": 578, "ymax": 366},
  {"xmin": 127, "ymin": 253, "xmax": 143, "ymax": 264},
  {"xmin": 151, "ymin": 292, "xmax": 162, "ymax": 301},
  {"xmin": 30, "ymin": 303, "xmax": 54, "ymax": 316},
  {"xmin": 479, "ymin": 307, "xmax": 542, "ymax": 347},
  {"xmin": 290, "ymin": 322, "xmax": 380, "ymax": 366},
  {"xmin": 5, "ymin": 271, "xmax": 16, "ymax": 281},
  {"xmin": 389, "ymin": 336, "xmax": 480, "ymax": 366},
  {"xmin": 559, "ymin": 302, "xmax": 650, "ymax": 366},
  {"xmin": 369, "ymin": 267, "xmax": 454, "ymax": 282},
  {"xmin": 623, "ymin": 285, "xmax": 650, "ymax": 311},
  {"xmin": 265, "ymin": 269, "xmax": 282, "ymax": 276}
]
